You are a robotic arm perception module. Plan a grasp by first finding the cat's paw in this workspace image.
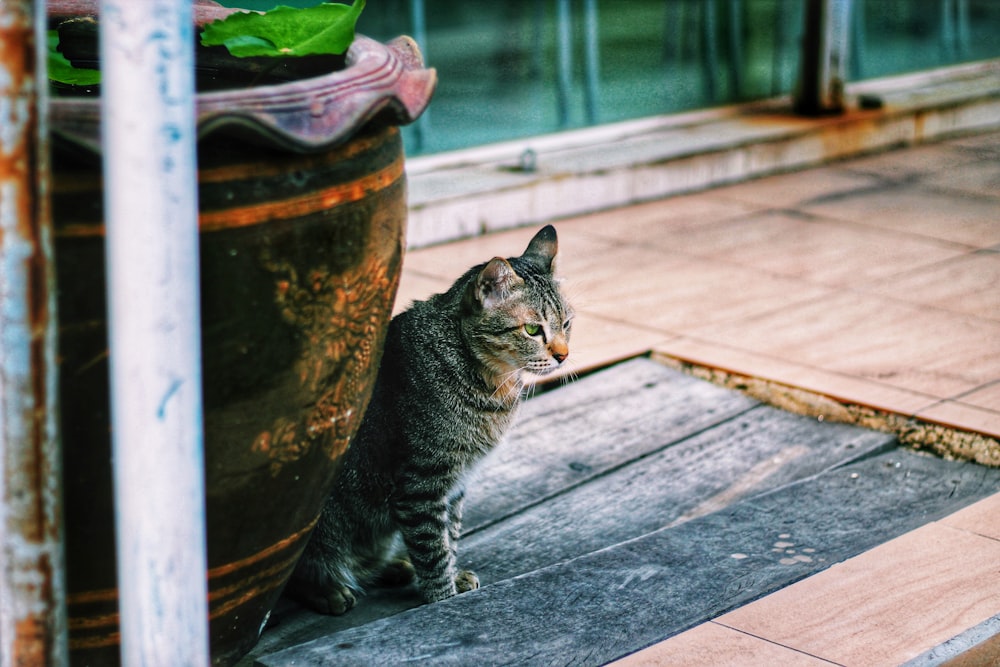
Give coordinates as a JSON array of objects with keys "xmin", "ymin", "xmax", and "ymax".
[
  {"xmin": 455, "ymin": 569, "xmax": 480, "ymax": 593},
  {"xmin": 287, "ymin": 578, "xmax": 357, "ymax": 616},
  {"xmin": 312, "ymin": 585, "xmax": 357, "ymax": 616},
  {"xmin": 379, "ymin": 558, "xmax": 416, "ymax": 587}
]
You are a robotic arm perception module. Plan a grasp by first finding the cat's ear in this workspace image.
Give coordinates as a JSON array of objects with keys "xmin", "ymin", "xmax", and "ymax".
[
  {"xmin": 522, "ymin": 225, "xmax": 558, "ymax": 273},
  {"xmin": 475, "ymin": 257, "xmax": 524, "ymax": 309}
]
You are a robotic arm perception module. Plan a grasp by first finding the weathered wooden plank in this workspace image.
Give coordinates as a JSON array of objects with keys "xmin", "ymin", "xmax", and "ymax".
[
  {"xmin": 246, "ymin": 588, "xmax": 423, "ymax": 659},
  {"xmin": 462, "ymin": 407, "xmax": 895, "ymax": 583},
  {"xmin": 464, "ymin": 357, "xmax": 759, "ymax": 531},
  {"xmin": 256, "ymin": 450, "xmax": 1000, "ymax": 666}
]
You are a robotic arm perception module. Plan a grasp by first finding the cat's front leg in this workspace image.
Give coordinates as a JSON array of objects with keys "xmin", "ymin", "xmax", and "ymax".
[
  {"xmin": 391, "ymin": 494, "xmax": 461, "ymax": 603},
  {"xmin": 445, "ymin": 488, "xmax": 466, "ymax": 559},
  {"xmin": 446, "ymin": 489, "xmax": 480, "ymax": 594}
]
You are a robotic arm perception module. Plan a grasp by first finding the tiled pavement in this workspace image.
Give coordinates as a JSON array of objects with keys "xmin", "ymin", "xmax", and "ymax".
[
  {"xmin": 396, "ymin": 131, "xmax": 1000, "ymax": 664},
  {"xmin": 399, "ymin": 131, "xmax": 1000, "ymax": 441}
]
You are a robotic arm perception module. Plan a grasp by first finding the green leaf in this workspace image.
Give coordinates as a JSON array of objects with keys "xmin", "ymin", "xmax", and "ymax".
[
  {"xmin": 47, "ymin": 30, "xmax": 101, "ymax": 86},
  {"xmin": 200, "ymin": 1, "xmax": 366, "ymax": 58}
]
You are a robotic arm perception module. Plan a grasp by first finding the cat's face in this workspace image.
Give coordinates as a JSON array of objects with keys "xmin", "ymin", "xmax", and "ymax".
[
  {"xmin": 463, "ymin": 226, "xmax": 573, "ymax": 380},
  {"xmin": 477, "ymin": 278, "xmax": 573, "ymax": 378}
]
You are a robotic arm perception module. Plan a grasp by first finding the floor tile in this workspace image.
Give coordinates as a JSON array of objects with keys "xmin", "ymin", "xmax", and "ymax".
[
  {"xmin": 570, "ymin": 249, "xmax": 833, "ymax": 334},
  {"xmin": 944, "ymin": 131, "xmax": 1000, "ymax": 159},
  {"xmin": 402, "ymin": 224, "xmax": 608, "ymax": 284},
  {"xmin": 838, "ymin": 142, "xmax": 981, "ymax": 181},
  {"xmin": 401, "ymin": 225, "xmax": 532, "ymax": 280},
  {"xmin": 655, "ymin": 338, "xmax": 938, "ymax": 416},
  {"xmin": 393, "ymin": 270, "xmax": 450, "ymax": 315},
  {"xmin": 611, "ymin": 622, "xmax": 836, "ymax": 667},
  {"xmin": 915, "ymin": 401, "xmax": 1000, "ymax": 440},
  {"xmin": 635, "ymin": 209, "xmax": 963, "ymax": 288},
  {"xmin": 718, "ymin": 523, "xmax": 1000, "ymax": 666},
  {"xmin": 687, "ymin": 291, "xmax": 1000, "ymax": 399},
  {"xmin": 940, "ymin": 494, "xmax": 1000, "ymax": 541},
  {"xmin": 801, "ymin": 183, "xmax": 1000, "ymax": 249},
  {"xmin": 864, "ymin": 252, "xmax": 1000, "ymax": 322},
  {"xmin": 711, "ymin": 165, "xmax": 882, "ymax": 209},
  {"xmin": 564, "ymin": 192, "xmax": 765, "ymax": 245},
  {"xmin": 956, "ymin": 381, "xmax": 1000, "ymax": 412},
  {"xmin": 922, "ymin": 156, "xmax": 1000, "ymax": 199}
]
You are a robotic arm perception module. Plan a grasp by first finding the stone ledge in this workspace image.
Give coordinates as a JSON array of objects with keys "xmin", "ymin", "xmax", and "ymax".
[{"xmin": 405, "ymin": 59, "xmax": 1000, "ymax": 249}]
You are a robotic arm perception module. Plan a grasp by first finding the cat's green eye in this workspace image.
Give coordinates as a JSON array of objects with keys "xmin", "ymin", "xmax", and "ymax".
[{"xmin": 523, "ymin": 323, "xmax": 541, "ymax": 336}]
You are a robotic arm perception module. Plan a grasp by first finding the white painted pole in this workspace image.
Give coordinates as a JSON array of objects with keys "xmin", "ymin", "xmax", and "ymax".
[{"xmin": 98, "ymin": 1, "xmax": 210, "ymax": 665}]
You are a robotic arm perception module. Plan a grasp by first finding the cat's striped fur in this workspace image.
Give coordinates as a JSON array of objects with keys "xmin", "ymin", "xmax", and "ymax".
[{"xmin": 288, "ymin": 225, "xmax": 573, "ymax": 614}]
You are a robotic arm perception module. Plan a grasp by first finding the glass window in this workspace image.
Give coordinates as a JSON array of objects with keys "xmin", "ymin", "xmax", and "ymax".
[
  {"xmin": 215, "ymin": 1, "xmax": 1000, "ymax": 156},
  {"xmin": 852, "ymin": 0, "xmax": 1000, "ymax": 80}
]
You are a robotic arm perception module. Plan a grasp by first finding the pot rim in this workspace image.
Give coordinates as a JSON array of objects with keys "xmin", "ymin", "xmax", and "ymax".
[{"xmin": 48, "ymin": 2, "xmax": 436, "ymax": 154}]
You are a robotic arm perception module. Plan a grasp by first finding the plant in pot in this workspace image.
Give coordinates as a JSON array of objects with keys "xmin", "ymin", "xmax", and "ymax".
[{"xmin": 47, "ymin": 1, "xmax": 435, "ymax": 664}]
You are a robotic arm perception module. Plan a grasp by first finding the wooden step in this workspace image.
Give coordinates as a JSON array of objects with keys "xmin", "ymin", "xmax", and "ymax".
[{"xmin": 246, "ymin": 358, "xmax": 999, "ymax": 666}]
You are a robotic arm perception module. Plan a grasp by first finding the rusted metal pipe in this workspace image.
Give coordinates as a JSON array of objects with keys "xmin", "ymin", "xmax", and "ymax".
[
  {"xmin": 98, "ymin": 1, "xmax": 210, "ymax": 664},
  {"xmin": 0, "ymin": 2, "xmax": 68, "ymax": 666},
  {"xmin": 583, "ymin": 0, "xmax": 599, "ymax": 124},
  {"xmin": 795, "ymin": 0, "xmax": 852, "ymax": 115}
]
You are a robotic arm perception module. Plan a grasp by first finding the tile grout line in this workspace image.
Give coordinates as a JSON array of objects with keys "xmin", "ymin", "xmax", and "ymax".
[
  {"xmin": 930, "ymin": 401, "xmax": 1000, "ymax": 419},
  {"xmin": 706, "ymin": 621, "xmax": 846, "ymax": 667},
  {"xmin": 937, "ymin": 515, "xmax": 1000, "ymax": 546},
  {"xmin": 947, "ymin": 378, "xmax": 1000, "ymax": 404},
  {"xmin": 692, "ymin": 515, "xmax": 1000, "ymax": 667}
]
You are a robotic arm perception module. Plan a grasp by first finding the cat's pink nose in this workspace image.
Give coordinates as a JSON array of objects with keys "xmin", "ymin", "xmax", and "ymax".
[{"xmin": 550, "ymin": 338, "xmax": 569, "ymax": 364}]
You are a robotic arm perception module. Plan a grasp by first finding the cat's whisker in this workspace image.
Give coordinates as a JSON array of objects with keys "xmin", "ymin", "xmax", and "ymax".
[
  {"xmin": 524, "ymin": 380, "xmax": 540, "ymax": 401},
  {"xmin": 566, "ymin": 362, "xmax": 580, "ymax": 385},
  {"xmin": 556, "ymin": 359, "xmax": 580, "ymax": 386},
  {"xmin": 488, "ymin": 366, "xmax": 527, "ymax": 402}
]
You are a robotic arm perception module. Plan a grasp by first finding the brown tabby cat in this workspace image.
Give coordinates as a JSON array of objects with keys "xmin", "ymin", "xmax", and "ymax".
[{"xmin": 287, "ymin": 225, "xmax": 574, "ymax": 614}]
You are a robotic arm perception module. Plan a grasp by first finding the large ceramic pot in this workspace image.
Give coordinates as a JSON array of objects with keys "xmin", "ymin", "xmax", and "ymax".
[{"xmin": 48, "ymin": 3, "xmax": 435, "ymax": 665}]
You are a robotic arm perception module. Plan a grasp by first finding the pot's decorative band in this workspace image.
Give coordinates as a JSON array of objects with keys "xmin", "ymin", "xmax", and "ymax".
[
  {"xmin": 66, "ymin": 514, "xmax": 320, "ymax": 651},
  {"xmin": 53, "ymin": 130, "xmax": 406, "ymax": 236}
]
